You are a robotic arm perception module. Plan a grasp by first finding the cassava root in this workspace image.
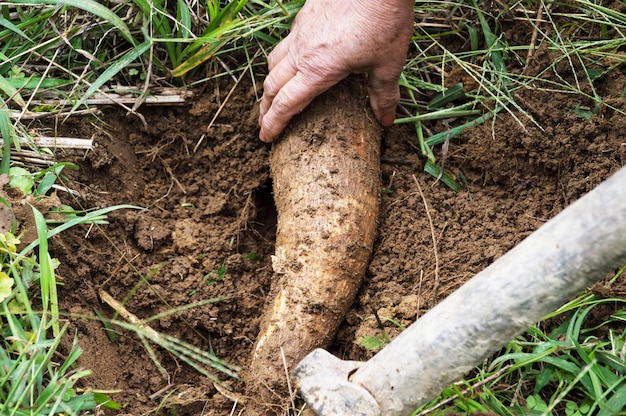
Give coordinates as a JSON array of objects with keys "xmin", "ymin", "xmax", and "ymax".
[{"xmin": 245, "ymin": 78, "xmax": 382, "ymax": 414}]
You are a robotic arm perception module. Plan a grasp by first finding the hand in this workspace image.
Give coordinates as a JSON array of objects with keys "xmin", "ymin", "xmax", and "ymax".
[{"xmin": 258, "ymin": 0, "xmax": 414, "ymax": 142}]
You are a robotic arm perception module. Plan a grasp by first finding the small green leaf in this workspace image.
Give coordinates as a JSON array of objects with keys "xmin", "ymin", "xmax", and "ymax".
[
  {"xmin": 177, "ymin": 0, "xmax": 193, "ymax": 39},
  {"xmin": 534, "ymin": 366, "xmax": 555, "ymax": 394},
  {"xmin": 585, "ymin": 68, "xmax": 604, "ymax": 83},
  {"xmin": 424, "ymin": 161, "xmax": 460, "ymax": 192},
  {"xmin": 359, "ymin": 335, "xmax": 387, "ymax": 351},
  {"xmin": 243, "ymin": 252, "xmax": 257, "ymax": 261},
  {"xmin": 217, "ymin": 259, "xmax": 227, "ymax": 280},
  {"xmin": 94, "ymin": 308, "xmax": 117, "ymax": 342},
  {"xmin": 63, "ymin": 387, "xmax": 76, "ymax": 401},
  {"xmin": 94, "ymin": 392, "xmax": 123, "ymax": 410},
  {"xmin": 8, "ymin": 166, "xmax": 34, "ymax": 195},
  {"xmin": 526, "ymin": 394, "xmax": 548, "ymax": 411},
  {"xmin": 0, "ymin": 232, "xmax": 20, "ymax": 252},
  {"xmin": 573, "ymin": 103, "xmax": 593, "ymax": 120},
  {"xmin": 0, "ymin": 271, "xmax": 14, "ymax": 302},
  {"xmin": 34, "ymin": 172, "xmax": 58, "ymax": 196}
]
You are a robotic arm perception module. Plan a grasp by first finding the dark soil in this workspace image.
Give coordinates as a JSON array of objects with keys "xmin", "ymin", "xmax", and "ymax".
[{"xmin": 13, "ymin": 6, "xmax": 626, "ymax": 416}]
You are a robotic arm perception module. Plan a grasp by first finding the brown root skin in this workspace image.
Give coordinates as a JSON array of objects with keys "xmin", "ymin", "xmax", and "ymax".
[{"xmin": 245, "ymin": 78, "xmax": 381, "ymax": 414}]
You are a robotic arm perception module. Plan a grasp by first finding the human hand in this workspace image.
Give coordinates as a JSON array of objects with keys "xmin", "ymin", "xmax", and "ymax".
[{"xmin": 258, "ymin": 0, "xmax": 414, "ymax": 142}]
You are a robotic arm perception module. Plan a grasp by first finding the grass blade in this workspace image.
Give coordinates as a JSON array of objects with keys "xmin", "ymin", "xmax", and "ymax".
[
  {"xmin": 597, "ymin": 382, "xmax": 626, "ymax": 416},
  {"xmin": 0, "ymin": 73, "xmax": 26, "ymax": 108},
  {"xmin": 427, "ymin": 83, "xmax": 465, "ymax": 109},
  {"xmin": 0, "ymin": 15, "xmax": 32, "ymax": 42},
  {"xmin": 171, "ymin": 37, "xmax": 230, "ymax": 77},
  {"xmin": 9, "ymin": 0, "xmax": 135, "ymax": 44},
  {"xmin": 32, "ymin": 205, "xmax": 60, "ymax": 337},
  {"xmin": 394, "ymin": 107, "xmax": 482, "ymax": 124},
  {"xmin": 14, "ymin": 205, "xmax": 145, "ymax": 266},
  {"xmin": 176, "ymin": 0, "xmax": 193, "ymax": 40},
  {"xmin": 70, "ymin": 42, "xmax": 150, "ymax": 113},
  {"xmin": 425, "ymin": 111, "xmax": 494, "ymax": 146},
  {"xmin": 424, "ymin": 161, "xmax": 460, "ymax": 192},
  {"xmin": 0, "ymin": 105, "xmax": 13, "ymax": 175},
  {"xmin": 4, "ymin": 77, "xmax": 70, "ymax": 90}
]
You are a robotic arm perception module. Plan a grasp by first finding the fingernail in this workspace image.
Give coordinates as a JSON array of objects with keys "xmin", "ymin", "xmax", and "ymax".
[
  {"xmin": 381, "ymin": 113, "xmax": 395, "ymax": 127},
  {"xmin": 259, "ymin": 129, "xmax": 269, "ymax": 143}
]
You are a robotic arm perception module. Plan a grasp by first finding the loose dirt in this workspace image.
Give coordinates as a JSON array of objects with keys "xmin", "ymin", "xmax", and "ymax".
[{"xmin": 15, "ymin": 8, "xmax": 626, "ymax": 416}]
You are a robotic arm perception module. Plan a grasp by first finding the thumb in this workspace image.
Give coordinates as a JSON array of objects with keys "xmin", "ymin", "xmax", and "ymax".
[{"xmin": 368, "ymin": 67, "xmax": 402, "ymax": 126}]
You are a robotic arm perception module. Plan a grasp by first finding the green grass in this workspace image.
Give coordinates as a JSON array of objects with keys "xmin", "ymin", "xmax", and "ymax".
[
  {"xmin": 410, "ymin": 288, "xmax": 626, "ymax": 416},
  {"xmin": 1, "ymin": 0, "xmax": 626, "ymax": 414},
  {"xmin": 0, "ymin": 0, "xmax": 299, "ymax": 115},
  {"xmin": 0, "ymin": 204, "xmax": 132, "ymax": 414},
  {"xmin": 401, "ymin": 0, "xmax": 626, "ymax": 188}
]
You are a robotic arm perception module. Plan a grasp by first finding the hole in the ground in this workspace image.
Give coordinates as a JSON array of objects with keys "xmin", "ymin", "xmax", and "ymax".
[{"xmin": 251, "ymin": 178, "xmax": 277, "ymax": 244}]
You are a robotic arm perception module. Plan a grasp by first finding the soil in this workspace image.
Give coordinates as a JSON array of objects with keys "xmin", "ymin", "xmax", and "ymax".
[{"xmin": 12, "ymin": 5, "xmax": 626, "ymax": 416}]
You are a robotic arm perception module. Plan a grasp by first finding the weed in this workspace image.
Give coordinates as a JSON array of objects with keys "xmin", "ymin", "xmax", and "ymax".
[
  {"xmin": 359, "ymin": 314, "xmax": 407, "ymax": 352},
  {"xmin": 0, "ymin": 205, "xmax": 129, "ymax": 414},
  {"xmin": 403, "ymin": 0, "xmax": 626, "ymax": 191},
  {"xmin": 412, "ymin": 288, "xmax": 626, "ymax": 415}
]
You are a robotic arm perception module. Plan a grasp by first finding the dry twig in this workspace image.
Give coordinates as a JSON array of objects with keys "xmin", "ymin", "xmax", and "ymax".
[{"xmin": 413, "ymin": 175, "xmax": 440, "ymax": 308}]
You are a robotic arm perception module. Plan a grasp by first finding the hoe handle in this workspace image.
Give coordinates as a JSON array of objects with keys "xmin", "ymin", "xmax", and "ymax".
[{"xmin": 295, "ymin": 166, "xmax": 626, "ymax": 416}]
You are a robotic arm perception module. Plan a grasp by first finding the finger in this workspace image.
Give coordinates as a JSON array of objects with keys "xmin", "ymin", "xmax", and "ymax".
[
  {"xmin": 260, "ymin": 71, "xmax": 336, "ymax": 142},
  {"xmin": 267, "ymin": 36, "xmax": 290, "ymax": 71},
  {"xmin": 259, "ymin": 53, "xmax": 299, "ymax": 126},
  {"xmin": 368, "ymin": 66, "xmax": 402, "ymax": 126}
]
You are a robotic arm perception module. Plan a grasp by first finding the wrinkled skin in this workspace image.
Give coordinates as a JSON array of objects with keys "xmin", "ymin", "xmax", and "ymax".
[{"xmin": 258, "ymin": 0, "xmax": 414, "ymax": 142}]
